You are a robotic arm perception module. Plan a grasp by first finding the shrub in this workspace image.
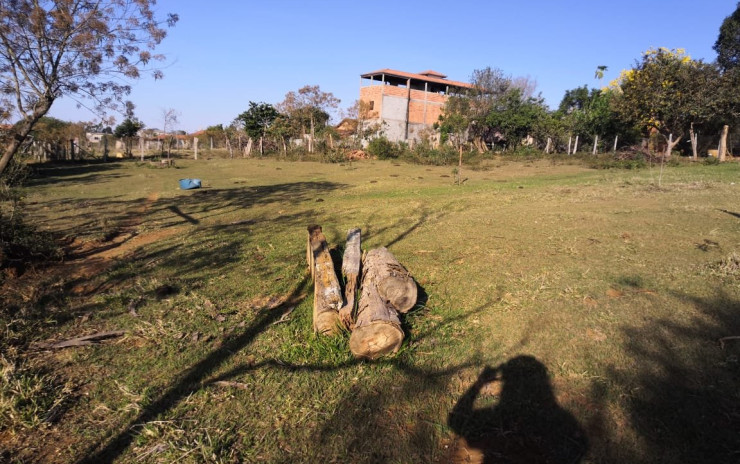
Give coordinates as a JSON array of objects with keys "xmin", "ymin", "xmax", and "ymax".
[
  {"xmin": 1, "ymin": 161, "xmax": 62, "ymax": 278},
  {"xmin": 403, "ymin": 145, "xmax": 458, "ymax": 165},
  {"xmin": 367, "ymin": 137, "xmax": 400, "ymax": 160}
]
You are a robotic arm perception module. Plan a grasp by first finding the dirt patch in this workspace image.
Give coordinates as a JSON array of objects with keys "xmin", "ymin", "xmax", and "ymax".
[{"xmin": 3, "ymin": 191, "xmax": 181, "ymax": 298}]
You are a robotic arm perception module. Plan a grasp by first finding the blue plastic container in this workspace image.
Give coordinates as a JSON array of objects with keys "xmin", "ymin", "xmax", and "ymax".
[{"xmin": 179, "ymin": 178, "xmax": 201, "ymax": 190}]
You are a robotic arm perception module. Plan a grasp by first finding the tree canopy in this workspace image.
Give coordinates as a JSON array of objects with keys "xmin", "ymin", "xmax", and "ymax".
[
  {"xmin": 277, "ymin": 85, "xmax": 339, "ymax": 152},
  {"xmin": 611, "ymin": 48, "xmax": 720, "ymax": 156},
  {"xmin": 715, "ymin": 2, "xmax": 740, "ymax": 71},
  {"xmin": 114, "ymin": 118, "xmax": 143, "ymax": 156},
  {"xmin": 237, "ymin": 102, "xmax": 279, "ymax": 155},
  {"xmin": 237, "ymin": 102, "xmax": 279, "ymax": 141},
  {"xmin": 0, "ymin": 0, "xmax": 178, "ymax": 174}
]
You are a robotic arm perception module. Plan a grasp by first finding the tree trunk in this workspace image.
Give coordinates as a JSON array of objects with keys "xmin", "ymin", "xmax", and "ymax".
[
  {"xmin": 719, "ymin": 125, "xmax": 729, "ymax": 162},
  {"xmin": 310, "ymin": 116, "xmax": 315, "ymax": 153},
  {"xmin": 592, "ymin": 135, "xmax": 598, "ymax": 155},
  {"xmin": 225, "ymin": 137, "xmax": 233, "ymax": 158},
  {"xmin": 193, "ymin": 137, "xmax": 199, "ymax": 160},
  {"xmin": 544, "ymin": 137, "xmax": 552, "ymax": 154},
  {"xmin": 306, "ymin": 225, "xmax": 343, "ymax": 335},
  {"xmin": 349, "ymin": 247, "xmax": 415, "ymax": 359},
  {"xmin": 567, "ymin": 135, "xmax": 572, "ymax": 155},
  {"xmin": 339, "ymin": 228, "xmax": 361, "ymax": 328},
  {"xmin": 0, "ymin": 97, "xmax": 53, "ymax": 175},
  {"xmin": 664, "ymin": 132, "xmax": 681, "ymax": 158},
  {"xmin": 573, "ymin": 135, "xmax": 579, "ymax": 154},
  {"xmin": 259, "ymin": 136, "xmax": 263, "ymax": 156},
  {"xmin": 457, "ymin": 145, "xmax": 463, "ymax": 185},
  {"xmin": 613, "ymin": 135, "xmax": 619, "ymax": 153},
  {"xmin": 690, "ymin": 123, "xmax": 698, "ymax": 160}
]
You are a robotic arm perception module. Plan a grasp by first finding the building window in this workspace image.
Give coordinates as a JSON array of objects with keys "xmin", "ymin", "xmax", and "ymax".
[{"xmin": 369, "ymin": 101, "xmax": 374, "ymax": 110}]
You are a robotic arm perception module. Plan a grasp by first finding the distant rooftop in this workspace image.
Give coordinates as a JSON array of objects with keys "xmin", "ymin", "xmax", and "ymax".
[{"xmin": 360, "ymin": 68, "xmax": 473, "ymax": 90}]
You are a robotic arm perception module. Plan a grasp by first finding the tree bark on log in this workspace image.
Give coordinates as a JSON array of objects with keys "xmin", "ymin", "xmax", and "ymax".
[
  {"xmin": 307, "ymin": 225, "xmax": 343, "ymax": 334},
  {"xmin": 366, "ymin": 247, "xmax": 417, "ymax": 313},
  {"xmin": 339, "ymin": 228, "xmax": 361, "ymax": 328},
  {"xmin": 349, "ymin": 247, "xmax": 416, "ymax": 359}
]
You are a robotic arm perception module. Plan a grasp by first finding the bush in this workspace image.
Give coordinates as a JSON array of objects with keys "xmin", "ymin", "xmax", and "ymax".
[
  {"xmin": 403, "ymin": 145, "xmax": 458, "ymax": 165},
  {"xmin": 367, "ymin": 137, "xmax": 400, "ymax": 160},
  {"xmin": 1, "ymin": 160, "xmax": 62, "ymax": 278}
]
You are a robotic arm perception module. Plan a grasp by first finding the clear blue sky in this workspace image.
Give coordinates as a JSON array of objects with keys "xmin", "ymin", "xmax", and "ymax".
[{"xmin": 50, "ymin": 0, "xmax": 738, "ymax": 132}]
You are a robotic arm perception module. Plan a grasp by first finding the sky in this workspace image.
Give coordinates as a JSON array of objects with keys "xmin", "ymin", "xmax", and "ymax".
[{"xmin": 49, "ymin": 0, "xmax": 739, "ymax": 133}]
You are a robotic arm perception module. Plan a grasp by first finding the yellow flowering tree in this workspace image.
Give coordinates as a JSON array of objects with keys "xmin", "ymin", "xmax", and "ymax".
[{"xmin": 611, "ymin": 48, "xmax": 720, "ymax": 157}]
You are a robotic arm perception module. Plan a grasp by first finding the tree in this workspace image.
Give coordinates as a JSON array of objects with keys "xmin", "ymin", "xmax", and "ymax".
[
  {"xmin": 594, "ymin": 65, "xmax": 608, "ymax": 81},
  {"xmin": 612, "ymin": 48, "xmax": 720, "ymax": 157},
  {"xmin": 0, "ymin": 0, "xmax": 178, "ymax": 175},
  {"xmin": 161, "ymin": 108, "xmax": 179, "ymax": 159},
  {"xmin": 267, "ymin": 115, "xmax": 297, "ymax": 153},
  {"xmin": 278, "ymin": 85, "xmax": 339, "ymax": 152},
  {"xmin": 437, "ymin": 95, "xmax": 471, "ymax": 149},
  {"xmin": 237, "ymin": 102, "xmax": 278, "ymax": 155},
  {"xmin": 114, "ymin": 119, "xmax": 143, "ymax": 158},
  {"xmin": 113, "ymin": 100, "xmax": 142, "ymax": 157},
  {"xmin": 29, "ymin": 116, "xmax": 78, "ymax": 159},
  {"xmin": 556, "ymin": 86, "xmax": 632, "ymax": 152},
  {"xmin": 715, "ymin": 2, "xmax": 740, "ymax": 72},
  {"xmin": 484, "ymin": 88, "xmax": 548, "ymax": 149}
]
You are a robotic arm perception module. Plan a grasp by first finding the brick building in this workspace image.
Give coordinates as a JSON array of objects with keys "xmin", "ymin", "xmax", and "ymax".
[{"xmin": 359, "ymin": 69, "xmax": 473, "ymax": 142}]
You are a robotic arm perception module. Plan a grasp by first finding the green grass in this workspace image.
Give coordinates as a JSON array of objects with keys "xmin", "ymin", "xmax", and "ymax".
[{"xmin": 2, "ymin": 156, "xmax": 740, "ymax": 463}]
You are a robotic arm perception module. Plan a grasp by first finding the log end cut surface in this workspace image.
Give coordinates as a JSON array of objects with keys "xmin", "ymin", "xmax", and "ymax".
[
  {"xmin": 315, "ymin": 310, "xmax": 341, "ymax": 335},
  {"xmin": 349, "ymin": 322, "xmax": 404, "ymax": 360}
]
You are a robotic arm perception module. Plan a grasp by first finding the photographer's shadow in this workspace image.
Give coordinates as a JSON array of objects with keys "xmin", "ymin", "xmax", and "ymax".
[{"xmin": 448, "ymin": 355, "xmax": 588, "ymax": 464}]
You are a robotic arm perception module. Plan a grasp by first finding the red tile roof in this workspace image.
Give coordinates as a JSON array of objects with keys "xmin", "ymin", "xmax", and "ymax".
[
  {"xmin": 418, "ymin": 70, "xmax": 447, "ymax": 78},
  {"xmin": 360, "ymin": 68, "xmax": 473, "ymax": 89}
]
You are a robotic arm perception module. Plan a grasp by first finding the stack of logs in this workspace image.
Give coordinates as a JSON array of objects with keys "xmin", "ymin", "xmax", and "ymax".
[{"xmin": 307, "ymin": 225, "xmax": 417, "ymax": 360}]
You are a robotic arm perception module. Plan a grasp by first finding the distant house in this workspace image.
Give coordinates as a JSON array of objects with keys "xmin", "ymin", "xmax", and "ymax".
[
  {"xmin": 359, "ymin": 69, "xmax": 473, "ymax": 142},
  {"xmin": 86, "ymin": 133, "xmax": 106, "ymax": 144}
]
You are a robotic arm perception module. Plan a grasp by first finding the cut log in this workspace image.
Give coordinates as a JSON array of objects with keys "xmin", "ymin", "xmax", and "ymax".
[
  {"xmin": 366, "ymin": 247, "xmax": 417, "ymax": 313},
  {"xmin": 339, "ymin": 228, "xmax": 361, "ymax": 328},
  {"xmin": 350, "ymin": 274, "xmax": 404, "ymax": 360},
  {"xmin": 307, "ymin": 225, "xmax": 343, "ymax": 334},
  {"xmin": 350, "ymin": 247, "xmax": 416, "ymax": 359}
]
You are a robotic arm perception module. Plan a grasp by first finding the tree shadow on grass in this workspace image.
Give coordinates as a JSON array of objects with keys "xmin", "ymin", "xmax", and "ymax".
[
  {"xmin": 448, "ymin": 356, "xmax": 588, "ymax": 464},
  {"xmin": 76, "ymin": 274, "xmax": 312, "ymax": 464},
  {"xmin": 595, "ymin": 288, "xmax": 740, "ymax": 463},
  {"xmin": 29, "ymin": 181, "xmax": 346, "ymax": 240},
  {"xmin": 27, "ymin": 161, "xmax": 130, "ymax": 187}
]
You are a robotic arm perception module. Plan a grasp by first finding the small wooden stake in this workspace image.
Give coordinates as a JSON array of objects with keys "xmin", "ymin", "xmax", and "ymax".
[{"xmin": 592, "ymin": 135, "xmax": 598, "ymax": 155}]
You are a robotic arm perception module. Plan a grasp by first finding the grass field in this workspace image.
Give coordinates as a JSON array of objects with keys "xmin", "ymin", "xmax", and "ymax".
[{"xmin": 2, "ymin": 155, "xmax": 740, "ymax": 463}]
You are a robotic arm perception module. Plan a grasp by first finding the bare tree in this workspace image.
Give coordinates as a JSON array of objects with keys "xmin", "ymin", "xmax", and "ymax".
[
  {"xmin": 278, "ymin": 85, "xmax": 340, "ymax": 152},
  {"xmin": 0, "ymin": 0, "xmax": 178, "ymax": 175},
  {"xmin": 161, "ymin": 108, "xmax": 179, "ymax": 159}
]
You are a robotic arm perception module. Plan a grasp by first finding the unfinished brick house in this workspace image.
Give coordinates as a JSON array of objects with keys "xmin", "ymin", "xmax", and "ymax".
[{"xmin": 359, "ymin": 69, "xmax": 473, "ymax": 142}]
